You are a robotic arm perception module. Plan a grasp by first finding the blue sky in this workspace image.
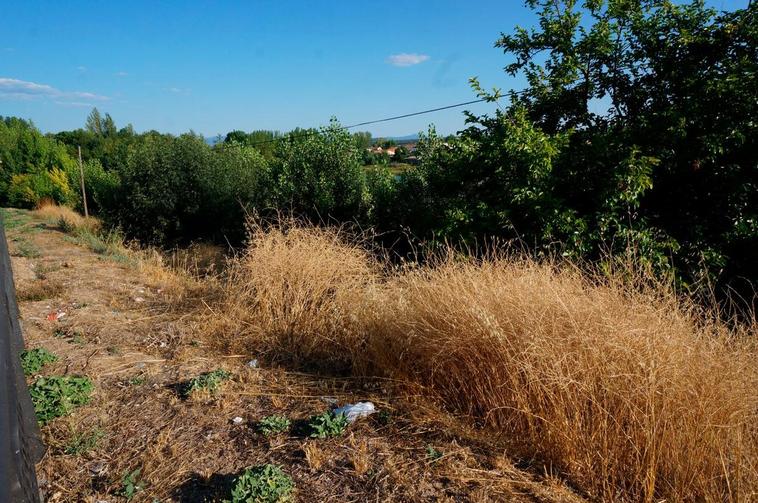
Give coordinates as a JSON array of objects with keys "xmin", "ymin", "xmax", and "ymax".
[{"xmin": 0, "ymin": 0, "xmax": 748, "ymax": 138}]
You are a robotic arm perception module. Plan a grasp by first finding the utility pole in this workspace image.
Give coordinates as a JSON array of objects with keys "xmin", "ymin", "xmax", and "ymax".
[{"xmin": 77, "ymin": 146, "xmax": 89, "ymax": 218}]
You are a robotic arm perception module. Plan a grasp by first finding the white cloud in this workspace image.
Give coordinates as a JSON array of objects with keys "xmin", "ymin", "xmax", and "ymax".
[
  {"xmin": 77, "ymin": 65, "xmax": 87, "ymax": 72},
  {"xmin": 114, "ymin": 71, "xmax": 128, "ymax": 77},
  {"xmin": 54, "ymin": 101, "xmax": 95, "ymax": 107},
  {"xmin": 0, "ymin": 77, "xmax": 109, "ymax": 102},
  {"xmin": 387, "ymin": 53, "xmax": 430, "ymax": 67},
  {"xmin": 166, "ymin": 86, "xmax": 190, "ymax": 95}
]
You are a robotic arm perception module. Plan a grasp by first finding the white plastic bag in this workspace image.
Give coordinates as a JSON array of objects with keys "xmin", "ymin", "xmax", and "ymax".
[{"xmin": 333, "ymin": 402, "xmax": 376, "ymax": 423}]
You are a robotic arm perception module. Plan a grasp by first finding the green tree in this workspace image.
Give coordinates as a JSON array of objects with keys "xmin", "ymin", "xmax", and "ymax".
[
  {"xmin": 439, "ymin": 0, "xmax": 758, "ymax": 293},
  {"xmin": 113, "ymin": 133, "xmax": 211, "ymax": 244},
  {"xmin": 271, "ymin": 119, "xmax": 369, "ymax": 222},
  {"xmin": 353, "ymin": 131, "xmax": 372, "ymax": 150},
  {"xmin": 85, "ymin": 108, "xmax": 104, "ymax": 135},
  {"xmin": 393, "ymin": 145, "xmax": 409, "ymax": 163},
  {"xmin": 0, "ymin": 116, "xmax": 78, "ymax": 207}
]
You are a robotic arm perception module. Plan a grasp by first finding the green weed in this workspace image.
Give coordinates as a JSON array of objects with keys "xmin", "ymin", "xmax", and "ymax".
[
  {"xmin": 181, "ymin": 369, "xmax": 231, "ymax": 398},
  {"xmin": 120, "ymin": 468, "xmax": 145, "ymax": 500},
  {"xmin": 376, "ymin": 409, "xmax": 392, "ymax": 425},
  {"xmin": 53, "ymin": 327, "xmax": 85, "ymax": 345},
  {"xmin": 308, "ymin": 411, "xmax": 349, "ymax": 439},
  {"xmin": 56, "ymin": 216, "xmax": 76, "ymax": 233},
  {"xmin": 29, "ymin": 375, "xmax": 93, "ymax": 425},
  {"xmin": 257, "ymin": 415, "xmax": 291, "ymax": 436},
  {"xmin": 64, "ymin": 228, "xmax": 132, "ymax": 263},
  {"xmin": 0, "ymin": 209, "xmax": 32, "ymax": 230},
  {"xmin": 20, "ymin": 347, "xmax": 58, "ymax": 375},
  {"xmin": 228, "ymin": 464, "xmax": 294, "ymax": 503}
]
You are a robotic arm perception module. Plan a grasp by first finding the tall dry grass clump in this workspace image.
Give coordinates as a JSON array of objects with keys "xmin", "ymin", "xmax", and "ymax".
[
  {"xmin": 368, "ymin": 256, "xmax": 758, "ymax": 501},
  {"xmin": 34, "ymin": 200, "xmax": 100, "ymax": 233},
  {"xmin": 213, "ymin": 219, "xmax": 377, "ymax": 371}
]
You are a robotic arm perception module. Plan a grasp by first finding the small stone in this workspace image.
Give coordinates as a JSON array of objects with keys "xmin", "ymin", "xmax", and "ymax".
[
  {"xmin": 232, "ymin": 416, "xmax": 244, "ymax": 425},
  {"xmin": 88, "ymin": 460, "xmax": 108, "ymax": 477},
  {"xmin": 246, "ymin": 359, "xmax": 259, "ymax": 368}
]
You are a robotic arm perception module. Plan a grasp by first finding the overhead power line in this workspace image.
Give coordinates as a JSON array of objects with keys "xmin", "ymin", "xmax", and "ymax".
[
  {"xmin": 237, "ymin": 98, "xmax": 491, "ymax": 147},
  {"xmin": 343, "ymin": 98, "xmax": 487, "ymax": 129}
]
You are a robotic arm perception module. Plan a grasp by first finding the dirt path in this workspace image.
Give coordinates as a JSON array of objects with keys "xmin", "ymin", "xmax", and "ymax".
[{"xmin": 4, "ymin": 208, "xmax": 582, "ymax": 502}]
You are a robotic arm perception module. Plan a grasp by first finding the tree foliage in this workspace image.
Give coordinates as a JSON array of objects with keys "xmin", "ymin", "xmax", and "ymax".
[{"xmin": 0, "ymin": 1, "xmax": 754, "ymax": 299}]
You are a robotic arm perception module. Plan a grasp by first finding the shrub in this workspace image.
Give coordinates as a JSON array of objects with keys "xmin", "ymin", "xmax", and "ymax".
[
  {"xmin": 229, "ymin": 464, "xmax": 294, "ymax": 503},
  {"xmin": 7, "ymin": 168, "xmax": 75, "ymax": 208},
  {"xmin": 114, "ymin": 133, "xmax": 211, "ymax": 245},
  {"xmin": 80, "ymin": 158, "xmax": 120, "ymax": 216},
  {"xmin": 257, "ymin": 415, "xmax": 291, "ymax": 436},
  {"xmin": 20, "ymin": 347, "xmax": 58, "ymax": 375},
  {"xmin": 307, "ymin": 411, "xmax": 349, "ymax": 439},
  {"xmin": 30, "ymin": 375, "xmax": 93, "ymax": 425},
  {"xmin": 271, "ymin": 120, "xmax": 369, "ymax": 222},
  {"xmin": 198, "ymin": 142, "xmax": 272, "ymax": 243}
]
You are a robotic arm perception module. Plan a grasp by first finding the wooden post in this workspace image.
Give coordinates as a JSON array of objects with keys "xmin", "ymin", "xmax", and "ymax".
[{"xmin": 77, "ymin": 146, "xmax": 89, "ymax": 218}]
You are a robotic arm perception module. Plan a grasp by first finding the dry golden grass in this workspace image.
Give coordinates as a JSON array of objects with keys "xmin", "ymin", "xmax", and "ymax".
[
  {"xmin": 369, "ymin": 256, "xmax": 758, "ymax": 501},
  {"xmin": 210, "ymin": 218, "xmax": 378, "ymax": 372},
  {"xmin": 302, "ymin": 441, "xmax": 326, "ymax": 471},
  {"xmin": 34, "ymin": 201, "xmax": 101, "ymax": 234},
  {"xmin": 209, "ymin": 219, "xmax": 758, "ymax": 502},
  {"xmin": 348, "ymin": 435, "xmax": 371, "ymax": 476}
]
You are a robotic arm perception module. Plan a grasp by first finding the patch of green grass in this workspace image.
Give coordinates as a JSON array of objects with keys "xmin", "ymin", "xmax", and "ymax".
[
  {"xmin": 120, "ymin": 468, "xmax": 145, "ymax": 500},
  {"xmin": 229, "ymin": 464, "xmax": 294, "ymax": 503},
  {"xmin": 257, "ymin": 415, "xmax": 291, "ymax": 436},
  {"xmin": 307, "ymin": 410, "xmax": 349, "ymax": 439},
  {"xmin": 181, "ymin": 369, "xmax": 231, "ymax": 398},
  {"xmin": 64, "ymin": 228, "xmax": 132, "ymax": 264},
  {"xmin": 11, "ymin": 237, "xmax": 41, "ymax": 258},
  {"xmin": 34, "ymin": 262, "xmax": 62, "ymax": 280},
  {"xmin": 0, "ymin": 208, "xmax": 33, "ymax": 230},
  {"xmin": 64, "ymin": 426, "xmax": 105, "ymax": 455},
  {"xmin": 128, "ymin": 374, "xmax": 147, "ymax": 386},
  {"xmin": 20, "ymin": 347, "xmax": 58, "ymax": 375},
  {"xmin": 29, "ymin": 375, "xmax": 93, "ymax": 425}
]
